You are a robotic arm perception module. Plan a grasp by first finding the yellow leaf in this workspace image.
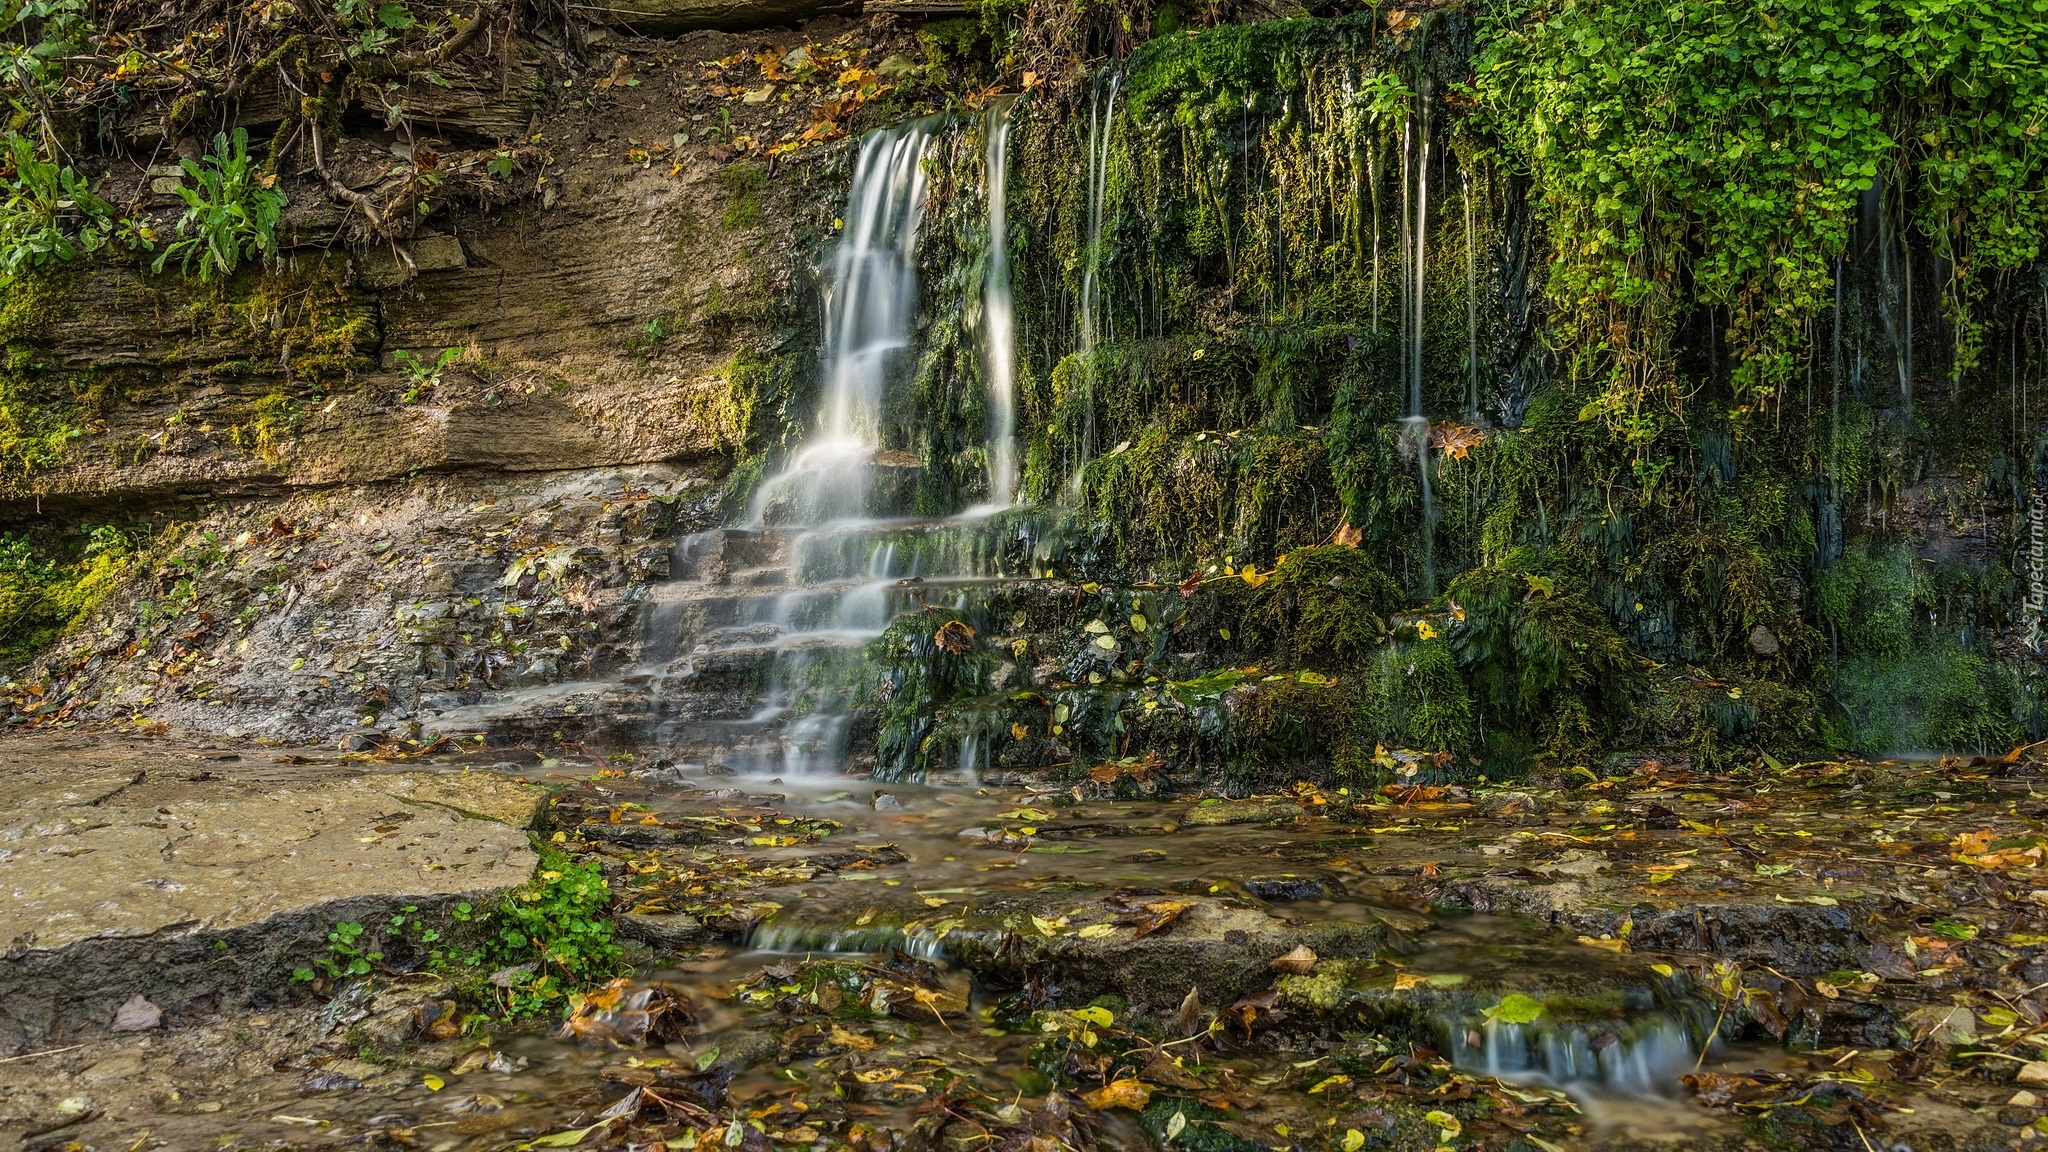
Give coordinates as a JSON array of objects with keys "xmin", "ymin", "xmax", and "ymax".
[
  {"xmin": 421, "ymin": 1073, "xmax": 446, "ymax": 1091},
  {"xmin": 1307, "ymin": 1074, "xmax": 1351, "ymax": 1093},
  {"xmin": 1078, "ymin": 923, "xmax": 1118, "ymax": 938},
  {"xmin": 1576, "ymin": 935, "xmax": 1628, "ymax": 953},
  {"xmin": 1343, "ymin": 1131, "xmax": 1365, "ymax": 1152},
  {"xmin": 852, "ymin": 1068, "xmax": 902, "ymax": 1083},
  {"xmin": 1073, "ymin": 1005, "xmax": 1115, "ymax": 1027},
  {"xmin": 1082, "ymin": 1079, "xmax": 1152, "ymax": 1110},
  {"xmin": 1424, "ymin": 1110, "xmax": 1461, "ymax": 1138}
]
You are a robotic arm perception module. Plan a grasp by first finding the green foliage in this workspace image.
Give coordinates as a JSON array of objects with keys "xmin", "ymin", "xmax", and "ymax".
[
  {"xmin": 1446, "ymin": 564, "xmax": 1636, "ymax": 757},
  {"xmin": 334, "ymin": 0, "xmax": 419, "ymax": 57},
  {"xmin": 293, "ymin": 920, "xmax": 380, "ymax": 982},
  {"xmin": 0, "ymin": 525, "xmax": 136, "ymax": 666},
  {"xmin": 0, "ymin": 132, "xmax": 129, "ymax": 279},
  {"xmin": 393, "ymin": 347, "xmax": 460, "ymax": 402},
  {"xmin": 153, "ymin": 128, "xmax": 287, "ymax": 282},
  {"xmin": 468, "ymin": 849, "xmax": 621, "ymax": 1016},
  {"xmin": 1242, "ymin": 545, "xmax": 1403, "ymax": 667},
  {"xmin": 1362, "ymin": 636, "xmax": 1476, "ymax": 753},
  {"xmin": 1832, "ymin": 644, "xmax": 2024, "ymax": 755},
  {"xmin": 864, "ymin": 608, "xmax": 1001, "ymax": 782},
  {"xmin": 1471, "ymin": 0, "xmax": 2048, "ymax": 423},
  {"xmin": 1, "ymin": 1, "xmax": 93, "ymax": 126},
  {"xmin": 1224, "ymin": 672, "xmax": 1370, "ymax": 789}
]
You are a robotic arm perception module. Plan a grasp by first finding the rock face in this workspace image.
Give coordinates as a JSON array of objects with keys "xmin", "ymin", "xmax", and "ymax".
[
  {"xmin": 0, "ymin": 736, "xmax": 544, "ymax": 1046},
  {"xmin": 573, "ymin": 0, "xmax": 859, "ymax": 33}
]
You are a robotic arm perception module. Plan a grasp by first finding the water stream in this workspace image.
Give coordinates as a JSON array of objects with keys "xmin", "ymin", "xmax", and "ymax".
[{"xmin": 980, "ymin": 98, "xmax": 1019, "ymax": 508}]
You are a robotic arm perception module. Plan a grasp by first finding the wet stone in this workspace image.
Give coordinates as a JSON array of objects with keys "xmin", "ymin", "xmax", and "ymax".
[
  {"xmin": 617, "ymin": 909, "xmax": 707, "ymax": 949},
  {"xmin": 1180, "ymin": 799, "xmax": 1304, "ymax": 826},
  {"xmin": 0, "ymin": 748, "xmax": 543, "ymax": 1043}
]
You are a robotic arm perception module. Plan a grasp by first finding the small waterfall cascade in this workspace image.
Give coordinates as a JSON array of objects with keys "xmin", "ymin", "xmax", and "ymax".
[
  {"xmin": 1446, "ymin": 1014, "xmax": 1702, "ymax": 1100},
  {"xmin": 615, "ymin": 117, "xmax": 1041, "ymax": 779},
  {"xmin": 1462, "ymin": 167, "xmax": 1480, "ymax": 423},
  {"xmin": 980, "ymin": 97, "xmax": 1019, "ymax": 508},
  {"xmin": 436, "ymin": 118, "xmax": 1048, "ymax": 778},
  {"xmin": 749, "ymin": 122, "xmax": 936, "ymax": 527}
]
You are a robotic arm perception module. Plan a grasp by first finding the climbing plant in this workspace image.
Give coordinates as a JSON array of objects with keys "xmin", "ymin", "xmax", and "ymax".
[{"xmin": 1471, "ymin": 0, "xmax": 2048, "ymax": 440}]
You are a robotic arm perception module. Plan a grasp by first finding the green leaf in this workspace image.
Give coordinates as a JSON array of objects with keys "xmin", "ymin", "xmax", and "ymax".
[{"xmin": 1487, "ymin": 993, "xmax": 1547, "ymax": 1025}]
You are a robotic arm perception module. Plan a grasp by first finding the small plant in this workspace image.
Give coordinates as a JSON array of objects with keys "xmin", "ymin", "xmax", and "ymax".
[
  {"xmin": 482, "ymin": 850, "xmax": 621, "ymax": 1016},
  {"xmin": 0, "ymin": 132, "xmax": 125, "ymax": 279},
  {"xmin": 486, "ymin": 150, "xmax": 517, "ymax": 180},
  {"xmin": 293, "ymin": 920, "xmax": 382, "ymax": 982},
  {"xmin": 152, "ymin": 128, "xmax": 287, "ymax": 282},
  {"xmin": 393, "ymin": 346, "xmax": 461, "ymax": 402},
  {"xmin": 334, "ymin": 0, "xmax": 417, "ymax": 57}
]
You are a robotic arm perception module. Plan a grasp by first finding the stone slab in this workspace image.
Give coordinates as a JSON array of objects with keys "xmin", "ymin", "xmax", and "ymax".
[{"xmin": 0, "ymin": 738, "xmax": 545, "ymax": 1047}]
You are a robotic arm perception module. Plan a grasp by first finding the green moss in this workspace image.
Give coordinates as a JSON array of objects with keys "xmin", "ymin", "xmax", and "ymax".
[
  {"xmin": 0, "ymin": 526, "xmax": 141, "ymax": 668},
  {"xmin": 1244, "ymin": 545, "xmax": 1403, "ymax": 667},
  {"xmin": 1445, "ymin": 565, "xmax": 1637, "ymax": 759},
  {"xmin": 860, "ymin": 607, "xmax": 1002, "ymax": 782},
  {"xmin": 1361, "ymin": 637, "xmax": 1476, "ymax": 754},
  {"xmin": 719, "ymin": 162, "xmax": 768, "ymax": 230}
]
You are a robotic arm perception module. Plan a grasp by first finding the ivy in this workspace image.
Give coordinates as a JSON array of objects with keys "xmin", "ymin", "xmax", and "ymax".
[{"xmin": 1471, "ymin": 0, "xmax": 2048, "ymax": 431}]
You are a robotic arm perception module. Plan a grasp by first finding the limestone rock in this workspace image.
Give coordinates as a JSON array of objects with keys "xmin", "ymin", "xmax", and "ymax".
[{"xmin": 617, "ymin": 910, "xmax": 706, "ymax": 950}]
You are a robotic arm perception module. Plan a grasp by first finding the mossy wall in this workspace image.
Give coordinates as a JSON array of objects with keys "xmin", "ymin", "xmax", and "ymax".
[{"xmin": 827, "ymin": 0, "xmax": 2048, "ymax": 786}]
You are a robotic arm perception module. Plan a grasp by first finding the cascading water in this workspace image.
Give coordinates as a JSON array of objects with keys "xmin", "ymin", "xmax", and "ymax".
[
  {"xmin": 1068, "ymin": 71, "xmax": 1122, "ymax": 499},
  {"xmin": 625, "ymin": 114, "xmax": 1050, "ymax": 780},
  {"xmin": 1403, "ymin": 82, "xmax": 1436, "ymax": 594},
  {"xmin": 750, "ymin": 122, "xmax": 935, "ymax": 527},
  {"xmin": 637, "ymin": 122, "xmax": 945, "ymax": 778},
  {"xmin": 1447, "ymin": 1016, "xmax": 1702, "ymax": 1100},
  {"xmin": 1462, "ymin": 167, "xmax": 1480, "ymax": 423},
  {"xmin": 980, "ymin": 98, "xmax": 1019, "ymax": 508}
]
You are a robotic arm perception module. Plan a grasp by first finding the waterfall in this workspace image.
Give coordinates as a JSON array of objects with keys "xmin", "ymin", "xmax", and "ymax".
[
  {"xmin": 749, "ymin": 122, "xmax": 935, "ymax": 527},
  {"xmin": 980, "ymin": 98, "xmax": 1019, "ymax": 508},
  {"xmin": 1069, "ymin": 70, "xmax": 1122, "ymax": 499},
  {"xmin": 1370, "ymin": 142, "xmax": 1382, "ymax": 335},
  {"xmin": 1448, "ymin": 1016, "xmax": 1699, "ymax": 1100},
  {"xmin": 1403, "ymin": 82, "xmax": 1436, "ymax": 595},
  {"xmin": 1463, "ymin": 167, "xmax": 1480, "ymax": 422}
]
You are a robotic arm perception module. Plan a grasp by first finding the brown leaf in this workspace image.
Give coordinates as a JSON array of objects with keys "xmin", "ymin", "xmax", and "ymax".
[
  {"xmin": 1333, "ymin": 522, "xmax": 1362, "ymax": 548},
  {"xmin": 594, "ymin": 54, "xmax": 634, "ymax": 89},
  {"xmin": 1428, "ymin": 421, "xmax": 1484, "ymax": 460},
  {"xmin": 933, "ymin": 619, "xmax": 976, "ymax": 654},
  {"xmin": 1133, "ymin": 899, "xmax": 1195, "ymax": 940},
  {"xmin": 1139, "ymin": 1054, "xmax": 1206, "ymax": 1090},
  {"xmin": 1269, "ymin": 944, "xmax": 1318, "ymax": 974}
]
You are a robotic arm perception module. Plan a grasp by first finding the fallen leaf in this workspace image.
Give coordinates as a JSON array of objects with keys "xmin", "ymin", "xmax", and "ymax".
[
  {"xmin": 934, "ymin": 619, "xmax": 976, "ymax": 654},
  {"xmin": 1269, "ymin": 944, "xmax": 1318, "ymax": 974},
  {"xmin": 1083, "ymin": 1079, "xmax": 1152, "ymax": 1111}
]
